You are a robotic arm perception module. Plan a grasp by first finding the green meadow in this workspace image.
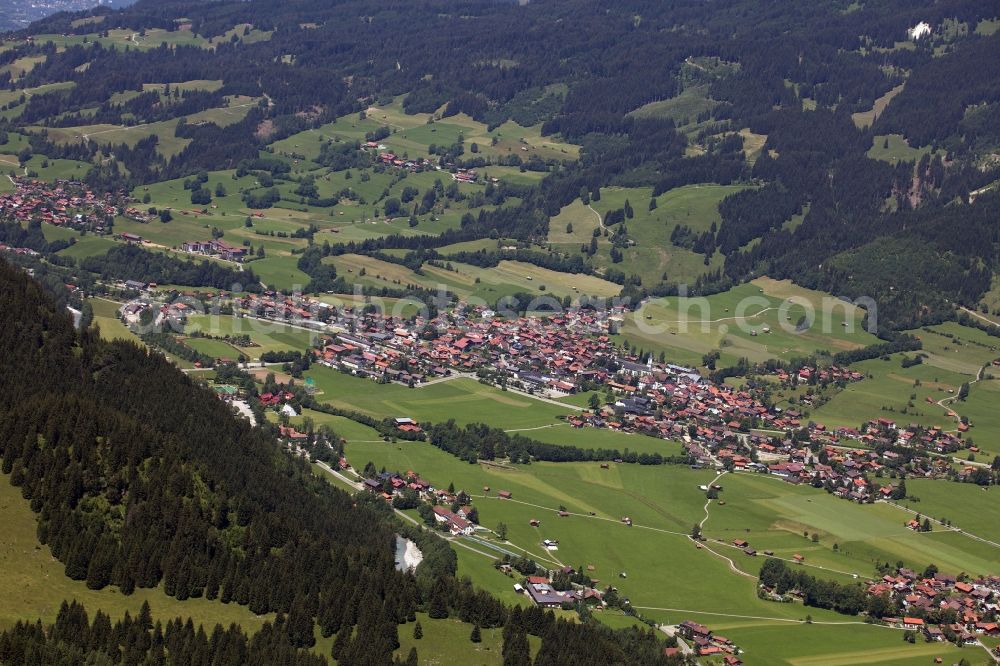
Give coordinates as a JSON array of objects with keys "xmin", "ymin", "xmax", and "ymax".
[
  {"xmin": 36, "ymin": 95, "xmax": 259, "ymax": 159},
  {"xmin": 809, "ymin": 354, "xmax": 971, "ymax": 431},
  {"xmin": 895, "ymin": 478, "xmax": 1000, "ymax": 544},
  {"xmin": 337, "ymin": 436, "xmax": 995, "ymax": 663},
  {"xmin": 304, "ymin": 367, "xmax": 576, "ymax": 429},
  {"xmin": 344, "ymin": 441, "xmax": 876, "ymax": 626},
  {"xmin": 851, "ymin": 84, "xmax": 905, "ymax": 129},
  {"xmin": 273, "ymin": 96, "xmax": 578, "ymax": 166},
  {"xmin": 182, "ymin": 336, "xmax": 245, "ymax": 360},
  {"xmin": 184, "ymin": 314, "xmax": 317, "ymax": 358},
  {"xmin": 618, "ymin": 277, "xmax": 878, "ymax": 368},
  {"xmin": 88, "ymin": 297, "xmax": 142, "ymax": 344},
  {"xmin": 705, "ymin": 473, "xmax": 1000, "ymax": 579},
  {"xmin": 707, "ymin": 621, "xmax": 982, "ymax": 666},
  {"xmin": 628, "ymin": 84, "xmax": 719, "ymax": 124},
  {"xmin": 57, "ymin": 235, "xmax": 118, "ymax": 260},
  {"xmin": 867, "ymin": 134, "xmax": 941, "ymax": 165}
]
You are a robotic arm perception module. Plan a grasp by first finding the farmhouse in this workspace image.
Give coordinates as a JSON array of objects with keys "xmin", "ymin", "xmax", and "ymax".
[
  {"xmin": 524, "ymin": 582, "xmax": 568, "ymax": 608},
  {"xmin": 431, "ymin": 505, "xmax": 474, "ymax": 536}
]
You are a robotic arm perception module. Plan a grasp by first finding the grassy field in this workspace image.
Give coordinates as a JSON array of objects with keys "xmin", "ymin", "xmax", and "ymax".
[
  {"xmin": 274, "ymin": 96, "xmax": 578, "ymax": 165},
  {"xmin": 955, "ymin": 378, "xmax": 1000, "ymax": 455},
  {"xmin": 808, "ymin": 354, "xmax": 970, "ymax": 430},
  {"xmin": 36, "ymin": 95, "xmax": 259, "ymax": 159},
  {"xmin": 0, "ymin": 81, "xmax": 75, "ymax": 108},
  {"xmin": 394, "ymin": 612, "xmax": 509, "ymax": 665},
  {"xmin": 867, "ymin": 134, "xmax": 941, "ymax": 165},
  {"xmin": 912, "ymin": 322, "xmax": 1000, "ymax": 375},
  {"xmin": 58, "ymin": 235, "xmax": 118, "ymax": 260},
  {"xmin": 0, "ymin": 55, "xmax": 46, "ymax": 80},
  {"xmin": 122, "ymin": 169, "xmax": 322, "ymax": 290},
  {"xmin": 895, "ymin": 478, "xmax": 1000, "ymax": 544},
  {"xmin": 975, "ymin": 18, "xmax": 1000, "ymax": 36},
  {"xmin": 628, "ymin": 84, "xmax": 719, "ymax": 124},
  {"xmin": 346, "ymin": 442, "xmax": 996, "ymax": 664},
  {"xmin": 0, "ymin": 474, "xmax": 271, "ymax": 633},
  {"xmin": 851, "ymin": 84, "xmax": 905, "ymax": 129},
  {"xmin": 304, "ymin": 367, "xmax": 577, "ymax": 429},
  {"xmin": 704, "ymin": 472, "xmax": 1000, "ymax": 579},
  {"xmin": 88, "ymin": 297, "xmax": 142, "ymax": 344},
  {"xmin": 28, "ymin": 24, "xmax": 269, "ymax": 52},
  {"xmin": 708, "ymin": 621, "xmax": 982, "ymax": 666},
  {"xmin": 182, "ymin": 336, "xmax": 245, "ymax": 360},
  {"xmin": 618, "ymin": 277, "xmax": 879, "ymax": 368},
  {"xmin": 184, "ymin": 314, "xmax": 318, "ymax": 358}
]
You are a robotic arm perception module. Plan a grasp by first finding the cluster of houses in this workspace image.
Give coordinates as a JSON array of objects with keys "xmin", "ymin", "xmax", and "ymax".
[
  {"xmin": 368, "ymin": 146, "xmax": 434, "ymax": 172},
  {"xmin": 671, "ymin": 620, "xmax": 743, "ymax": 662},
  {"xmin": 867, "ymin": 567, "xmax": 1000, "ymax": 646},
  {"xmin": 754, "ymin": 415, "xmax": 983, "ymax": 503},
  {"xmin": 0, "ymin": 242, "xmax": 40, "ymax": 256},
  {"xmin": 840, "ymin": 418, "xmax": 968, "ymax": 455},
  {"xmin": 118, "ymin": 297, "xmax": 194, "ymax": 329},
  {"xmin": 0, "ymin": 177, "xmax": 134, "ymax": 232},
  {"xmin": 232, "ymin": 292, "xmax": 335, "ymax": 328},
  {"xmin": 313, "ymin": 304, "xmax": 618, "ymax": 389},
  {"xmin": 181, "ymin": 239, "xmax": 247, "ymax": 262}
]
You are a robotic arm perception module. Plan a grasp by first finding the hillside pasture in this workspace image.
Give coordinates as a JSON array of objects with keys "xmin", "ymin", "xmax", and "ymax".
[
  {"xmin": 276, "ymin": 97, "xmax": 578, "ymax": 165},
  {"xmin": 0, "ymin": 55, "xmax": 46, "ymax": 80},
  {"xmin": 867, "ymin": 134, "xmax": 939, "ymax": 165},
  {"xmin": 338, "ymin": 437, "xmax": 995, "ymax": 663},
  {"xmin": 343, "ymin": 440, "xmax": 883, "ymax": 626},
  {"xmin": 704, "ymin": 472, "xmax": 1000, "ymax": 580},
  {"xmin": 806, "ymin": 354, "xmax": 970, "ymax": 431},
  {"xmin": 618, "ymin": 277, "xmax": 879, "ymax": 368},
  {"xmin": 911, "ymin": 322, "xmax": 1000, "ymax": 376},
  {"xmin": 556, "ymin": 184, "xmax": 747, "ymax": 286},
  {"xmin": 0, "ymin": 81, "xmax": 75, "ymax": 108},
  {"xmin": 57, "ymin": 235, "xmax": 118, "ymax": 260},
  {"xmin": 181, "ymin": 336, "xmax": 244, "ymax": 360},
  {"xmin": 628, "ymin": 84, "xmax": 719, "ymax": 124},
  {"xmin": 328, "ymin": 253, "xmax": 621, "ymax": 302},
  {"xmin": 852, "ymin": 84, "xmax": 905, "ymax": 129},
  {"xmin": 35, "ymin": 95, "xmax": 260, "ymax": 158},
  {"xmin": 88, "ymin": 297, "xmax": 142, "ymax": 344},
  {"xmin": 896, "ymin": 478, "xmax": 1000, "ymax": 545}
]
